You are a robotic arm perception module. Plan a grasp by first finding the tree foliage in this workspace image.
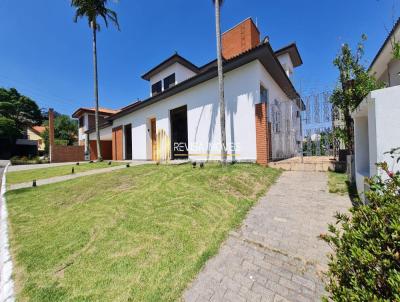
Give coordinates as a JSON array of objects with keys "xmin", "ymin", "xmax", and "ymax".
[
  {"xmin": 0, "ymin": 117, "xmax": 19, "ymax": 140},
  {"xmin": 321, "ymin": 148, "xmax": 400, "ymax": 301},
  {"xmin": 71, "ymin": 0, "xmax": 120, "ymax": 31},
  {"xmin": 0, "ymin": 87, "xmax": 43, "ymax": 139},
  {"xmin": 42, "ymin": 115, "xmax": 78, "ymax": 154},
  {"xmin": 392, "ymin": 41, "xmax": 400, "ymax": 60},
  {"xmin": 330, "ymin": 36, "xmax": 384, "ymax": 153}
]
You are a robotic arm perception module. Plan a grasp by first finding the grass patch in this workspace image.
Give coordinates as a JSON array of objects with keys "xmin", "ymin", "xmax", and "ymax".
[
  {"xmin": 6, "ymin": 162, "xmax": 124, "ymax": 185},
  {"xmin": 6, "ymin": 163, "xmax": 281, "ymax": 302},
  {"xmin": 328, "ymin": 171, "xmax": 349, "ymax": 195}
]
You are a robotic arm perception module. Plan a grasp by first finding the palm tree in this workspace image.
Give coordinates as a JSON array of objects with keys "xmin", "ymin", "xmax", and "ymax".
[
  {"xmin": 212, "ymin": 0, "xmax": 227, "ymax": 164},
  {"xmin": 71, "ymin": 0, "xmax": 120, "ymax": 161}
]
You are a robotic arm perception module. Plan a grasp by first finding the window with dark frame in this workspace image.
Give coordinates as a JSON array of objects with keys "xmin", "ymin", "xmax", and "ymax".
[
  {"xmin": 260, "ymin": 85, "xmax": 269, "ymax": 103},
  {"xmin": 79, "ymin": 116, "xmax": 84, "ymax": 128},
  {"xmin": 163, "ymin": 73, "xmax": 176, "ymax": 90},
  {"xmin": 151, "ymin": 80, "xmax": 162, "ymax": 95}
]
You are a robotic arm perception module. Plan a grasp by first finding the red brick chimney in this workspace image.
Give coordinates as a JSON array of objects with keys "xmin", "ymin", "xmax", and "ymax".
[
  {"xmin": 48, "ymin": 108, "xmax": 55, "ymax": 162},
  {"xmin": 222, "ymin": 18, "xmax": 260, "ymax": 60}
]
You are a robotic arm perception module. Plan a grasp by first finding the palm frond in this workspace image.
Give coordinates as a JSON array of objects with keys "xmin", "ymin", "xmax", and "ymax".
[{"xmin": 71, "ymin": 0, "xmax": 120, "ymax": 31}]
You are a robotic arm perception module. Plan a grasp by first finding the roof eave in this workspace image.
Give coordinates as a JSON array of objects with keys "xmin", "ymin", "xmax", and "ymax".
[
  {"xmin": 141, "ymin": 54, "xmax": 200, "ymax": 81},
  {"xmin": 110, "ymin": 43, "xmax": 303, "ymax": 121},
  {"xmin": 369, "ymin": 17, "xmax": 400, "ymax": 71},
  {"xmin": 274, "ymin": 43, "xmax": 303, "ymax": 67}
]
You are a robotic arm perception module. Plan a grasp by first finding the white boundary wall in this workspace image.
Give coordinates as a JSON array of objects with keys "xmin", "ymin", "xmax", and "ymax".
[{"xmin": 0, "ymin": 164, "xmax": 15, "ymax": 302}]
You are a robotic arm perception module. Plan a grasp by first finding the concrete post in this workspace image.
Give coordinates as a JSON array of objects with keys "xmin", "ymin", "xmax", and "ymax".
[{"xmin": 48, "ymin": 108, "xmax": 55, "ymax": 162}]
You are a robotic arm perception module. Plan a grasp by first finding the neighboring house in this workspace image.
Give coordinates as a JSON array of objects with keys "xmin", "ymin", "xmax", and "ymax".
[
  {"xmin": 27, "ymin": 126, "xmax": 46, "ymax": 153},
  {"xmin": 72, "ymin": 107, "xmax": 119, "ymax": 160},
  {"xmin": 352, "ymin": 18, "xmax": 400, "ymax": 197},
  {"xmin": 77, "ymin": 18, "xmax": 304, "ymax": 164}
]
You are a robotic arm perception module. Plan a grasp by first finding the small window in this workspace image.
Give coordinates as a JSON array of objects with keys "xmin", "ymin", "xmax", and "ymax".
[
  {"xmin": 260, "ymin": 85, "xmax": 269, "ymax": 103},
  {"xmin": 79, "ymin": 116, "xmax": 84, "ymax": 128},
  {"xmin": 151, "ymin": 81, "xmax": 162, "ymax": 95},
  {"xmin": 163, "ymin": 73, "xmax": 176, "ymax": 90}
]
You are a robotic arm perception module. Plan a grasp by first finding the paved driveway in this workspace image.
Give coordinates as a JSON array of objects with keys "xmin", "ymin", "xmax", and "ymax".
[{"xmin": 184, "ymin": 171, "xmax": 351, "ymax": 302}]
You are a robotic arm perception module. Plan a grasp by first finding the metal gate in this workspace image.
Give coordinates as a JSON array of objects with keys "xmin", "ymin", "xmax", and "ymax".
[
  {"xmin": 269, "ymin": 97, "xmax": 302, "ymax": 161},
  {"xmin": 268, "ymin": 92, "xmax": 339, "ymax": 162},
  {"xmin": 302, "ymin": 92, "xmax": 334, "ymax": 157}
]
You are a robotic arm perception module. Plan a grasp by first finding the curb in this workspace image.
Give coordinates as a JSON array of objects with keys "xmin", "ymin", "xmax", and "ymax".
[{"xmin": 0, "ymin": 164, "xmax": 15, "ymax": 302}]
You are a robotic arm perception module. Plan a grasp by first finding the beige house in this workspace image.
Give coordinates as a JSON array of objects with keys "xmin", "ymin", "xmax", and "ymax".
[{"xmin": 27, "ymin": 126, "xmax": 46, "ymax": 152}]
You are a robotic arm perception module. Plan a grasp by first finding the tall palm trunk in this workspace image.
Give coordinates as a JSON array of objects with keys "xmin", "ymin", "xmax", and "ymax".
[
  {"xmin": 92, "ymin": 20, "xmax": 102, "ymax": 161},
  {"xmin": 214, "ymin": 0, "xmax": 227, "ymax": 164}
]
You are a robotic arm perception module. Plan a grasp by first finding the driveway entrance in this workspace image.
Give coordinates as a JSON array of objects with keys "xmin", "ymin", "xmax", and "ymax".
[{"xmin": 184, "ymin": 171, "xmax": 350, "ymax": 302}]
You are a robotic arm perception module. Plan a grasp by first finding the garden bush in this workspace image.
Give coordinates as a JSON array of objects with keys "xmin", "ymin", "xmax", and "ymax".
[
  {"xmin": 321, "ymin": 148, "xmax": 400, "ymax": 301},
  {"xmin": 10, "ymin": 156, "xmax": 49, "ymax": 165}
]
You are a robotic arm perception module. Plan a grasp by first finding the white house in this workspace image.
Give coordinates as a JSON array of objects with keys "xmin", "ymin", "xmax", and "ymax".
[
  {"xmin": 76, "ymin": 18, "xmax": 304, "ymax": 165},
  {"xmin": 352, "ymin": 18, "xmax": 400, "ymax": 196}
]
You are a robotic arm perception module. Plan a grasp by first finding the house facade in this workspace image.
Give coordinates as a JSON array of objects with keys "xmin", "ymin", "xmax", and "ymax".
[
  {"xmin": 352, "ymin": 18, "xmax": 400, "ymax": 196},
  {"xmin": 72, "ymin": 107, "xmax": 119, "ymax": 160},
  {"xmin": 78, "ymin": 18, "xmax": 304, "ymax": 164},
  {"xmin": 27, "ymin": 126, "xmax": 46, "ymax": 153}
]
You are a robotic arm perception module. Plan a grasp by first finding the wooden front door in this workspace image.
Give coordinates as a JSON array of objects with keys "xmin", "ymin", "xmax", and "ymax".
[
  {"xmin": 150, "ymin": 118, "xmax": 157, "ymax": 160},
  {"xmin": 112, "ymin": 126, "xmax": 123, "ymax": 160}
]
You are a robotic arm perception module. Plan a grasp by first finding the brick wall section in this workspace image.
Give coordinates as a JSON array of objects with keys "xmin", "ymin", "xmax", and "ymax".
[
  {"xmin": 51, "ymin": 145, "xmax": 85, "ymax": 163},
  {"xmin": 255, "ymin": 103, "xmax": 270, "ymax": 166},
  {"xmin": 89, "ymin": 140, "xmax": 112, "ymax": 161},
  {"xmin": 222, "ymin": 18, "xmax": 260, "ymax": 60}
]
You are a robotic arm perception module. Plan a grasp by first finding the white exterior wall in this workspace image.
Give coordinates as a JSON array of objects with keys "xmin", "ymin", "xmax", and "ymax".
[
  {"xmin": 92, "ymin": 60, "xmax": 300, "ymax": 162},
  {"xmin": 88, "ymin": 125, "xmax": 112, "ymax": 141},
  {"xmin": 276, "ymin": 53, "xmax": 293, "ymax": 78},
  {"xmin": 258, "ymin": 63, "xmax": 301, "ymax": 159},
  {"xmin": 387, "ymin": 59, "xmax": 400, "ymax": 87},
  {"xmin": 353, "ymin": 85, "xmax": 400, "ymax": 196},
  {"xmin": 114, "ymin": 61, "xmax": 260, "ymax": 161},
  {"xmin": 78, "ymin": 114, "xmax": 89, "ymax": 142},
  {"xmin": 373, "ymin": 86, "xmax": 400, "ymax": 170},
  {"xmin": 149, "ymin": 63, "xmax": 197, "ymax": 96}
]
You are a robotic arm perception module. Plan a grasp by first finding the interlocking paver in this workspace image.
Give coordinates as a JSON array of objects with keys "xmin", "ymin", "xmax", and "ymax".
[{"xmin": 184, "ymin": 171, "xmax": 350, "ymax": 302}]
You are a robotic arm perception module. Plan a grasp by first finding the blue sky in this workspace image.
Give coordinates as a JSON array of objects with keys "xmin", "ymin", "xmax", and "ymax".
[{"xmin": 0, "ymin": 0, "xmax": 398, "ymax": 115}]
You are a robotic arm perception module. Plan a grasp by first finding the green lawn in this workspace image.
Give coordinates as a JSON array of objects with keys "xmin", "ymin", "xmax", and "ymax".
[
  {"xmin": 328, "ymin": 171, "xmax": 350, "ymax": 195},
  {"xmin": 6, "ymin": 163, "xmax": 281, "ymax": 302},
  {"xmin": 6, "ymin": 162, "xmax": 124, "ymax": 185}
]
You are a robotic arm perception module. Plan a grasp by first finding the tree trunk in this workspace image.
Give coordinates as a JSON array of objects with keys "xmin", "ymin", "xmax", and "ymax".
[
  {"xmin": 215, "ymin": 0, "xmax": 227, "ymax": 164},
  {"xmin": 342, "ymin": 79, "xmax": 354, "ymax": 155},
  {"xmin": 344, "ymin": 109, "xmax": 354, "ymax": 155},
  {"xmin": 92, "ymin": 21, "xmax": 102, "ymax": 161}
]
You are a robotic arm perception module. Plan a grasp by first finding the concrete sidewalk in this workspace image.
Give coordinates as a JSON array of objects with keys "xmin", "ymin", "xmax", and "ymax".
[
  {"xmin": 184, "ymin": 171, "xmax": 351, "ymax": 302},
  {"xmin": 8, "ymin": 161, "xmax": 152, "ymax": 191},
  {"xmin": 8, "ymin": 161, "xmax": 100, "ymax": 172}
]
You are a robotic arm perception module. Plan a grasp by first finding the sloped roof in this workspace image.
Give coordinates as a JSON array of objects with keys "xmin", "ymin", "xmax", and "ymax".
[
  {"xmin": 141, "ymin": 53, "xmax": 200, "ymax": 81},
  {"xmin": 108, "ymin": 41, "xmax": 303, "ymax": 123},
  {"xmin": 72, "ymin": 107, "xmax": 120, "ymax": 118},
  {"xmin": 30, "ymin": 126, "xmax": 46, "ymax": 135},
  {"xmin": 274, "ymin": 43, "xmax": 303, "ymax": 67},
  {"xmin": 370, "ymin": 17, "xmax": 400, "ymax": 72}
]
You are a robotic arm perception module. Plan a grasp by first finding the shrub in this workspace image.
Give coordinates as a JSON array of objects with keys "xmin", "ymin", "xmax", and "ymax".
[
  {"xmin": 54, "ymin": 139, "xmax": 68, "ymax": 146},
  {"xmin": 321, "ymin": 148, "xmax": 400, "ymax": 301},
  {"xmin": 10, "ymin": 156, "xmax": 49, "ymax": 165}
]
